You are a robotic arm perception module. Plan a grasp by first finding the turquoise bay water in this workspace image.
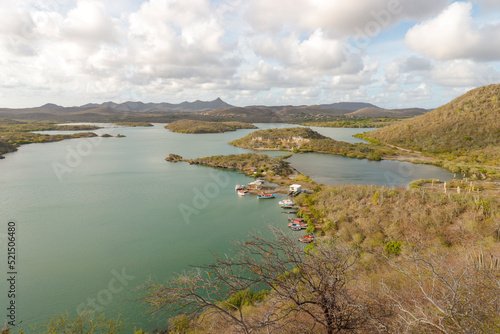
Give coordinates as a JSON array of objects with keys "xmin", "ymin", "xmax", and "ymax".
[{"xmin": 0, "ymin": 124, "xmax": 454, "ymax": 331}]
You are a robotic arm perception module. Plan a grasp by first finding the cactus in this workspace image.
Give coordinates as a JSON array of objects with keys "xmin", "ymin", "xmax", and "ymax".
[{"xmin": 469, "ymin": 248, "xmax": 499, "ymax": 270}]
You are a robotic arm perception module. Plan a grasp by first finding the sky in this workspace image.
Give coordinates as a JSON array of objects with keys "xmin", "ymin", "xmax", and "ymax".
[{"xmin": 0, "ymin": 0, "xmax": 499, "ymax": 109}]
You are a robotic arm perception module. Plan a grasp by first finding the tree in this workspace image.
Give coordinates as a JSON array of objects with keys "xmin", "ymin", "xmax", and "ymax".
[
  {"xmin": 378, "ymin": 248, "xmax": 500, "ymax": 333},
  {"xmin": 140, "ymin": 227, "xmax": 382, "ymax": 333}
]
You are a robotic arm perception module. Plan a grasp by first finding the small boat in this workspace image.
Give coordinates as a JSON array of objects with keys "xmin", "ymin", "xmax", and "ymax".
[
  {"xmin": 237, "ymin": 189, "xmax": 248, "ymax": 196},
  {"xmin": 281, "ymin": 204, "xmax": 298, "ymax": 209},
  {"xmin": 298, "ymin": 235, "xmax": 314, "ymax": 243},
  {"xmin": 288, "ymin": 217, "xmax": 305, "ymax": 222},
  {"xmin": 279, "ymin": 199, "xmax": 295, "ymax": 206},
  {"xmin": 257, "ymin": 193, "xmax": 275, "ymax": 199},
  {"xmin": 235, "ymin": 184, "xmax": 245, "ymax": 191},
  {"xmin": 288, "ymin": 222, "xmax": 308, "ymax": 228},
  {"xmin": 290, "ymin": 226, "xmax": 304, "ymax": 231}
]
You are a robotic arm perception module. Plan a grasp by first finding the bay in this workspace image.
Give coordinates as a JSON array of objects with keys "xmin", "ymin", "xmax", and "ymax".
[{"xmin": 0, "ymin": 123, "xmax": 454, "ymax": 331}]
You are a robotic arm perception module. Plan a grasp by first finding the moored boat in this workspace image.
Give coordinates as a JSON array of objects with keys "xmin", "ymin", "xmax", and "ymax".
[
  {"xmin": 279, "ymin": 198, "xmax": 295, "ymax": 206},
  {"xmin": 237, "ymin": 189, "xmax": 248, "ymax": 196},
  {"xmin": 298, "ymin": 235, "xmax": 314, "ymax": 243},
  {"xmin": 288, "ymin": 222, "xmax": 308, "ymax": 228},
  {"xmin": 257, "ymin": 193, "xmax": 275, "ymax": 199}
]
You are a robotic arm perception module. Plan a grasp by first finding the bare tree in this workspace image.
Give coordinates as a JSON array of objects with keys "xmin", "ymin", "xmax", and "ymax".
[
  {"xmin": 140, "ymin": 227, "xmax": 380, "ymax": 333},
  {"xmin": 379, "ymin": 248, "xmax": 500, "ymax": 334}
]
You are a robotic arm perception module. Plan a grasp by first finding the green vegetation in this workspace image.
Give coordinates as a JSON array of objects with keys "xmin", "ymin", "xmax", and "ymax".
[
  {"xmin": 408, "ymin": 178, "xmax": 441, "ymax": 189},
  {"xmin": 301, "ymin": 184, "xmax": 499, "ymax": 251},
  {"xmin": 185, "ymin": 153, "xmax": 295, "ymax": 178},
  {"xmin": 115, "ymin": 122, "xmax": 153, "ymax": 127},
  {"xmin": 222, "ymin": 289, "xmax": 270, "ymax": 311},
  {"xmin": 165, "ymin": 119, "xmax": 257, "ymax": 133},
  {"xmin": 362, "ymin": 84, "xmax": 500, "ymax": 178},
  {"xmin": 302, "ymin": 117, "xmax": 402, "ymax": 128},
  {"xmin": 0, "ymin": 119, "xmax": 100, "ymax": 132},
  {"xmin": 229, "ymin": 127, "xmax": 395, "ymax": 160},
  {"xmin": 0, "ymin": 119, "xmax": 99, "ymax": 157},
  {"xmin": 8, "ymin": 312, "xmax": 127, "ymax": 333}
]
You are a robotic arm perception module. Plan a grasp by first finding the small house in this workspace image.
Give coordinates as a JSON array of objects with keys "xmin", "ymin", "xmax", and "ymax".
[
  {"xmin": 249, "ymin": 179, "xmax": 265, "ymax": 189},
  {"xmin": 290, "ymin": 184, "xmax": 302, "ymax": 193}
]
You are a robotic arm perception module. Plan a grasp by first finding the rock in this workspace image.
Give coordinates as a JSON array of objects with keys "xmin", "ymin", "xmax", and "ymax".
[
  {"xmin": 166, "ymin": 154, "xmax": 183, "ymax": 162},
  {"xmin": 101, "ymin": 134, "xmax": 112, "ymax": 137}
]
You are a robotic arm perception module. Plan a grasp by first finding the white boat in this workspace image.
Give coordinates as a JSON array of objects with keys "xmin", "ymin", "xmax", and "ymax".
[
  {"xmin": 279, "ymin": 198, "xmax": 295, "ymax": 206},
  {"xmin": 237, "ymin": 189, "xmax": 247, "ymax": 196}
]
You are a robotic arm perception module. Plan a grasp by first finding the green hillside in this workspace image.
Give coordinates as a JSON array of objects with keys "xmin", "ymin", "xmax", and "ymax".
[
  {"xmin": 363, "ymin": 84, "xmax": 500, "ymax": 169},
  {"xmin": 230, "ymin": 127, "xmax": 395, "ymax": 160}
]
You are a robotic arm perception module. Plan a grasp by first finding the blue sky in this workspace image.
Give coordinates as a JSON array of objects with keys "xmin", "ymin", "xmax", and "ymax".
[{"xmin": 0, "ymin": 0, "xmax": 499, "ymax": 109}]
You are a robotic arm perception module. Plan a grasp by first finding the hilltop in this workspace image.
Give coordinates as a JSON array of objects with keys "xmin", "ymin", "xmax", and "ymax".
[
  {"xmin": 229, "ymin": 127, "xmax": 395, "ymax": 160},
  {"xmin": 362, "ymin": 84, "xmax": 500, "ymax": 173}
]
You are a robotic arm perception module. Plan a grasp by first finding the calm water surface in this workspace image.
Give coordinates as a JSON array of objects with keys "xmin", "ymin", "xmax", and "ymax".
[{"xmin": 0, "ymin": 123, "xmax": 454, "ymax": 331}]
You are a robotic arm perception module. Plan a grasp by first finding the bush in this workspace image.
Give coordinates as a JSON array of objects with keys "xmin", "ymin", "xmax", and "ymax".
[{"xmin": 384, "ymin": 241, "xmax": 403, "ymax": 256}]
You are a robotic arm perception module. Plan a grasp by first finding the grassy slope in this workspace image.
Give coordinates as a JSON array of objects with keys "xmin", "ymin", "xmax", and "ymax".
[{"xmin": 363, "ymin": 84, "xmax": 500, "ymax": 167}]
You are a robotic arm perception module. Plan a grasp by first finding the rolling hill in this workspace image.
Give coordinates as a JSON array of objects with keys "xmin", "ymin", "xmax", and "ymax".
[
  {"xmin": 363, "ymin": 84, "xmax": 500, "ymax": 167},
  {"xmin": 347, "ymin": 107, "xmax": 429, "ymax": 118}
]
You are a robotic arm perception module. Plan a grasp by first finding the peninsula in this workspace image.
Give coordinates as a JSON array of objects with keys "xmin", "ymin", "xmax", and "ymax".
[
  {"xmin": 229, "ymin": 127, "xmax": 395, "ymax": 161},
  {"xmin": 166, "ymin": 152, "xmax": 317, "ymax": 190},
  {"xmin": 0, "ymin": 119, "xmax": 100, "ymax": 158}
]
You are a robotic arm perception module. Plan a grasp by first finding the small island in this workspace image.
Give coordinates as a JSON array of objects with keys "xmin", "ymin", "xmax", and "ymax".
[
  {"xmin": 115, "ymin": 122, "xmax": 153, "ymax": 127},
  {"xmin": 229, "ymin": 127, "xmax": 395, "ymax": 161},
  {"xmin": 165, "ymin": 119, "xmax": 257, "ymax": 133}
]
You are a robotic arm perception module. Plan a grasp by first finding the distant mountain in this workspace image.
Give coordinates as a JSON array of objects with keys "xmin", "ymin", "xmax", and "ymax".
[
  {"xmin": 177, "ymin": 97, "xmax": 233, "ymax": 111},
  {"xmin": 112, "ymin": 97, "xmax": 233, "ymax": 112},
  {"xmin": 347, "ymin": 107, "xmax": 429, "ymax": 118},
  {"xmin": 31, "ymin": 98, "xmax": 234, "ymax": 113},
  {"xmin": 37, "ymin": 103, "xmax": 64, "ymax": 110},
  {"xmin": 320, "ymin": 102, "xmax": 381, "ymax": 111}
]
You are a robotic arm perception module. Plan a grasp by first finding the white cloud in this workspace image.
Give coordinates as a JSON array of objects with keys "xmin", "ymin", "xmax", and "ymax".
[
  {"xmin": 399, "ymin": 83, "xmax": 432, "ymax": 101},
  {"xmin": 405, "ymin": 2, "xmax": 500, "ymax": 61},
  {"xmin": 473, "ymin": 0, "xmax": 500, "ymax": 11},
  {"xmin": 432, "ymin": 59, "xmax": 500, "ymax": 87},
  {"xmin": 62, "ymin": 0, "xmax": 119, "ymax": 48},
  {"xmin": 251, "ymin": 30, "xmax": 359, "ymax": 74},
  {"xmin": 384, "ymin": 56, "xmax": 433, "ymax": 87},
  {"xmin": 246, "ymin": 0, "xmax": 449, "ymax": 38},
  {"xmin": 329, "ymin": 59, "xmax": 379, "ymax": 90},
  {"xmin": 0, "ymin": 0, "xmax": 499, "ymax": 109}
]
